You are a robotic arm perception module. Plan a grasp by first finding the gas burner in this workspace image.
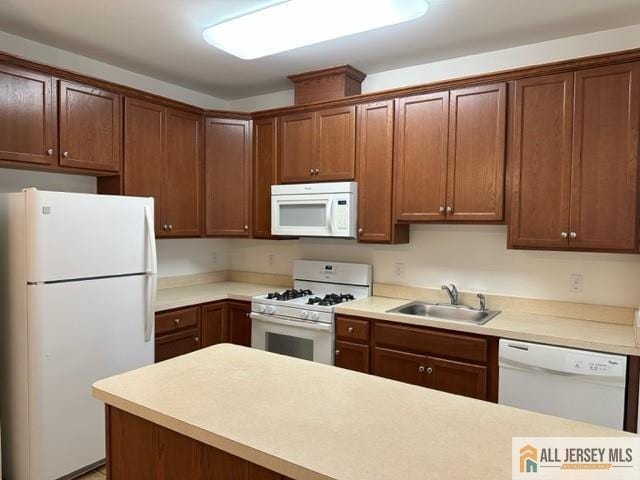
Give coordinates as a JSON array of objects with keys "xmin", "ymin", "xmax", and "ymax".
[
  {"xmin": 266, "ymin": 289, "xmax": 313, "ymax": 301},
  {"xmin": 307, "ymin": 293, "xmax": 356, "ymax": 306}
]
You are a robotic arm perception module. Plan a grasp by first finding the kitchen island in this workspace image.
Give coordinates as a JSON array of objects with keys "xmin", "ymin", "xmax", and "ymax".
[{"xmin": 93, "ymin": 344, "xmax": 631, "ymax": 480}]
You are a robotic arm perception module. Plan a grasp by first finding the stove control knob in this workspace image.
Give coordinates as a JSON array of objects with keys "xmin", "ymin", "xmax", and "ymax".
[
  {"xmin": 309, "ymin": 312, "xmax": 319, "ymax": 321},
  {"xmin": 255, "ymin": 304, "xmax": 266, "ymax": 314},
  {"xmin": 300, "ymin": 310, "xmax": 309, "ymax": 319},
  {"xmin": 265, "ymin": 306, "xmax": 276, "ymax": 315}
]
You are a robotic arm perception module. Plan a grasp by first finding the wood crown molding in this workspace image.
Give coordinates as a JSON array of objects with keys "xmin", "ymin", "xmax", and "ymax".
[{"xmin": 287, "ymin": 64, "xmax": 367, "ymax": 83}]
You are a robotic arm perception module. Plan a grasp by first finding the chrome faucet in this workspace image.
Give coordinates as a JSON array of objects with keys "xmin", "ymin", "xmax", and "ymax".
[
  {"xmin": 441, "ymin": 284, "xmax": 459, "ymax": 305},
  {"xmin": 477, "ymin": 293, "xmax": 487, "ymax": 311}
]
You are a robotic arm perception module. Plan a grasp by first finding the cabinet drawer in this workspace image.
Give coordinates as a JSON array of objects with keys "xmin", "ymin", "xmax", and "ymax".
[
  {"xmin": 155, "ymin": 306, "xmax": 199, "ymax": 336},
  {"xmin": 335, "ymin": 316, "xmax": 369, "ymax": 343},
  {"xmin": 155, "ymin": 328, "xmax": 200, "ymax": 362},
  {"xmin": 374, "ymin": 322, "xmax": 487, "ymax": 363}
]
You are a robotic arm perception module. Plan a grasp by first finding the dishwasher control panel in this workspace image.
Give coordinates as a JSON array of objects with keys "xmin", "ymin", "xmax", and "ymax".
[{"xmin": 565, "ymin": 353, "xmax": 624, "ymax": 375}]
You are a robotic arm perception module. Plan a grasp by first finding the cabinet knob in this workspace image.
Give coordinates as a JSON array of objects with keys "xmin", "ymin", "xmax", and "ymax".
[
  {"xmin": 335, "ymin": 349, "xmax": 340, "ymax": 356},
  {"xmin": 418, "ymin": 365, "xmax": 425, "ymax": 373},
  {"xmin": 244, "ymin": 225, "xmax": 249, "ymax": 230},
  {"xmin": 439, "ymin": 206, "xmax": 445, "ymax": 213},
  {"xmin": 314, "ymin": 168, "xmax": 319, "ymax": 175},
  {"xmin": 246, "ymin": 312, "xmax": 251, "ymax": 318},
  {"xmin": 309, "ymin": 168, "xmax": 314, "ymax": 175},
  {"xmin": 173, "ymin": 318, "xmax": 181, "ymax": 326},
  {"xmin": 62, "ymin": 151, "xmax": 69, "ymax": 158},
  {"xmin": 427, "ymin": 367, "xmax": 433, "ymax": 374},
  {"xmin": 561, "ymin": 231, "xmax": 568, "ymax": 238},
  {"xmin": 358, "ymin": 228, "xmax": 363, "ymax": 234},
  {"xmin": 162, "ymin": 224, "xmax": 168, "ymax": 231},
  {"xmin": 46, "ymin": 148, "xmax": 54, "ymax": 155},
  {"xmin": 194, "ymin": 336, "xmax": 199, "ymax": 343},
  {"xmin": 168, "ymin": 224, "xmax": 173, "ymax": 231},
  {"xmin": 347, "ymin": 327, "xmax": 354, "ymax": 333},
  {"xmin": 446, "ymin": 206, "xmax": 452, "ymax": 213},
  {"xmin": 569, "ymin": 232, "xmax": 577, "ymax": 239}
]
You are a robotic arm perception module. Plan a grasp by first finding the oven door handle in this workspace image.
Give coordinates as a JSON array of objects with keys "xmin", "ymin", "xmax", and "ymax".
[{"xmin": 249, "ymin": 312, "xmax": 332, "ymax": 332}]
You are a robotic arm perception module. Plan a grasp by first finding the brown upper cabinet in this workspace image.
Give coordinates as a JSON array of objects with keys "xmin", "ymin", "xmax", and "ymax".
[
  {"xmin": 279, "ymin": 106, "xmax": 356, "ymax": 183},
  {"xmin": 124, "ymin": 97, "xmax": 203, "ymax": 237},
  {"xmin": 356, "ymin": 100, "xmax": 409, "ymax": 244},
  {"xmin": 0, "ymin": 64, "xmax": 56, "ymax": 166},
  {"xmin": 394, "ymin": 83, "xmax": 506, "ymax": 223},
  {"xmin": 509, "ymin": 62, "xmax": 640, "ymax": 252},
  {"xmin": 252, "ymin": 117, "xmax": 277, "ymax": 238},
  {"xmin": 205, "ymin": 117, "xmax": 251, "ymax": 237},
  {"xmin": 58, "ymin": 80, "xmax": 121, "ymax": 172}
]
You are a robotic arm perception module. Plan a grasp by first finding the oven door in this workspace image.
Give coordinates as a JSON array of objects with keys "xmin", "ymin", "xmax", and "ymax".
[
  {"xmin": 250, "ymin": 313, "xmax": 333, "ymax": 364},
  {"xmin": 271, "ymin": 194, "xmax": 333, "ymax": 237}
]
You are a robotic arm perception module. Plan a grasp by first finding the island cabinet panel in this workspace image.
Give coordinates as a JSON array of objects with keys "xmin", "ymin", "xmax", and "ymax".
[
  {"xmin": 252, "ymin": 117, "xmax": 278, "ymax": 238},
  {"xmin": 164, "ymin": 108, "xmax": 203, "ymax": 237},
  {"xmin": 0, "ymin": 63, "xmax": 56, "ymax": 165},
  {"xmin": 278, "ymin": 111, "xmax": 315, "ymax": 182},
  {"xmin": 394, "ymin": 92, "xmax": 450, "ymax": 221},
  {"xmin": 315, "ymin": 105, "xmax": 356, "ymax": 181},
  {"xmin": 569, "ymin": 63, "xmax": 640, "ymax": 251},
  {"xmin": 58, "ymin": 80, "xmax": 121, "ymax": 172},
  {"xmin": 107, "ymin": 407, "xmax": 288, "ymax": 480},
  {"xmin": 508, "ymin": 73, "xmax": 574, "ymax": 249},
  {"xmin": 123, "ymin": 97, "xmax": 165, "ymax": 233},
  {"xmin": 356, "ymin": 100, "xmax": 409, "ymax": 244},
  {"xmin": 227, "ymin": 301, "xmax": 252, "ymax": 347},
  {"xmin": 205, "ymin": 117, "xmax": 251, "ymax": 237},
  {"xmin": 335, "ymin": 340, "xmax": 370, "ymax": 373},
  {"xmin": 446, "ymin": 83, "xmax": 506, "ymax": 221}
]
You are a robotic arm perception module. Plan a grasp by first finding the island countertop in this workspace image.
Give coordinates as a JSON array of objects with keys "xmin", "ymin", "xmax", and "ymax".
[{"xmin": 92, "ymin": 344, "xmax": 632, "ymax": 480}]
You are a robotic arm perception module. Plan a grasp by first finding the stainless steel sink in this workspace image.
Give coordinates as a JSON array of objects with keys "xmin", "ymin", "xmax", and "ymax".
[{"xmin": 387, "ymin": 301, "xmax": 500, "ymax": 325}]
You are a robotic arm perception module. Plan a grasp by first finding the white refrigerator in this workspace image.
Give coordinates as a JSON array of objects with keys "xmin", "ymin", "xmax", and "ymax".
[{"xmin": 0, "ymin": 189, "xmax": 157, "ymax": 480}]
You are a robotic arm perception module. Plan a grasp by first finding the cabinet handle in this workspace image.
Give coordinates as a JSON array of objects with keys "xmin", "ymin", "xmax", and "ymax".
[
  {"xmin": 358, "ymin": 228, "xmax": 363, "ymax": 234},
  {"xmin": 173, "ymin": 318, "xmax": 181, "ymax": 326},
  {"xmin": 244, "ymin": 225, "xmax": 249, "ymax": 230},
  {"xmin": 569, "ymin": 232, "xmax": 577, "ymax": 239},
  {"xmin": 561, "ymin": 232, "xmax": 568, "ymax": 238},
  {"xmin": 309, "ymin": 168, "xmax": 314, "ymax": 175},
  {"xmin": 347, "ymin": 327, "xmax": 354, "ymax": 333},
  {"xmin": 427, "ymin": 367, "xmax": 433, "ymax": 374},
  {"xmin": 446, "ymin": 206, "xmax": 452, "ymax": 213},
  {"xmin": 314, "ymin": 168, "xmax": 319, "ymax": 175},
  {"xmin": 63, "ymin": 151, "xmax": 69, "ymax": 158},
  {"xmin": 418, "ymin": 365, "xmax": 425, "ymax": 373},
  {"xmin": 168, "ymin": 224, "xmax": 173, "ymax": 231},
  {"xmin": 162, "ymin": 224, "xmax": 168, "ymax": 231},
  {"xmin": 335, "ymin": 349, "xmax": 340, "ymax": 356},
  {"xmin": 439, "ymin": 206, "xmax": 445, "ymax": 213},
  {"xmin": 246, "ymin": 313, "xmax": 250, "ymax": 318},
  {"xmin": 47, "ymin": 148, "xmax": 54, "ymax": 155},
  {"xmin": 194, "ymin": 336, "xmax": 199, "ymax": 343}
]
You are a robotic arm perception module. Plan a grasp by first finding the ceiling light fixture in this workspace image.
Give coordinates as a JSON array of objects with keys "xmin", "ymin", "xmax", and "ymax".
[{"xmin": 202, "ymin": 0, "xmax": 429, "ymax": 60}]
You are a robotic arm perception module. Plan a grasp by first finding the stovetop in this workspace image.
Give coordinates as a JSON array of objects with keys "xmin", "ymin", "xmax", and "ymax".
[{"xmin": 260, "ymin": 289, "xmax": 358, "ymax": 307}]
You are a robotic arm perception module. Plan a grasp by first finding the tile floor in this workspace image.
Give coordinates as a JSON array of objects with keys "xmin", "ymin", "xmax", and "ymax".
[{"xmin": 77, "ymin": 465, "xmax": 106, "ymax": 479}]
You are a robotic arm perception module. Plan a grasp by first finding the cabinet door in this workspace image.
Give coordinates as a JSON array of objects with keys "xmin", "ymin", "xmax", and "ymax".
[
  {"xmin": 155, "ymin": 329, "xmax": 200, "ymax": 363},
  {"xmin": 123, "ymin": 97, "xmax": 164, "ymax": 233},
  {"xmin": 0, "ymin": 64, "xmax": 56, "ymax": 165},
  {"xmin": 335, "ymin": 340, "xmax": 370, "ymax": 373},
  {"xmin": 205, "ymin": 117, "xmax": 251, "ymax": 237},
  {"xmin": 315, "ymin": 106, "xmax": 356, "ymax": 180},
  {"xmin": 163, "ymin": 108, "xmax": 203, "ymax": 236},
  {"xmin": 278, "ymin": 112, "xmax": 315, "ymax": 183},
  {"xmin": 58, "ymin": 80, "xmax": 121, "ymax": 172},
  {"xmin": 426, "ymin": 357, "xmax": 487, "ymax": 400},
  {"xmin": 570, "ymin": 63, "xmax": 640, "ymax": 251},
  {"xmin": 253, "ymin": 117, "xmax": 277, "ymax": 238},
  {"xmin": 508, "ymin": 73, "xmax": 573, "ymax": 249},
  {"xmin": 394, "ymin": 92, "xmax": 449, "ymax": 221},
  {"xmin": 356, "ymin": 100, "xmax": 408, "ymax": 243},
  {"xmin": 373, "ymin": 347, "xmax": 427, "ymax": 387},
  {"xmin": 226, "ymin": 301, "xmax": 252, "ymax": 347},
  {"xmin": 447, "ymin": 83, "xmax": 506, "ymax": 221},
  {"xmin": 201, "ymin": 303, "xmax": 227, "ymax": 348}
]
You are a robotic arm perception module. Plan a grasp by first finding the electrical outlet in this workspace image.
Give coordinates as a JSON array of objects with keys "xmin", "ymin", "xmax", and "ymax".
[
  {"xmin": 394, "ymin": 262, "xmax": 404, "ymax": 279},
  {"xmin": 211, "ymin": 252, "xmax": 217, "ymax": 264},
  {"xmin": 569, "ymin": 274, "xmax": 583, "ymax": 293},
  {"xmin": 268, "ymin": 254, "xmax": 275, "ymax": 266}
]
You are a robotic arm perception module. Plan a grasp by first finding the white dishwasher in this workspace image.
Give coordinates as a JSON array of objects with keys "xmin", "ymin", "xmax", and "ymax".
[{"xmin": 499, "ymin": 339, "xmax": 627, "ymax": 430}]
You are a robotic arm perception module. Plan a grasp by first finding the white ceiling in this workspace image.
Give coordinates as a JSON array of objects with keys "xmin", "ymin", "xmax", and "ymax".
[{"xmin": 2, "ymin": 0, "xmax": 640, "ymax": 100}]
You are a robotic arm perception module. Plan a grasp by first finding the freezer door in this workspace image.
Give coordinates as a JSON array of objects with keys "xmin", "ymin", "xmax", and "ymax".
[
  {"xmin": 25, "ymin": 190, "xmax": 154, "ymax": 282},
  {"xmin": 27, "ymin": 275, "xmax": 153, "ymax": 479}
]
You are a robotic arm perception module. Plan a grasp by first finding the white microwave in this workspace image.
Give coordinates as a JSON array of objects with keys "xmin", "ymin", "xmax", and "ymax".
[{"xmin": 271, "ymin": 182, "xmax": 357, "ymax": 238}]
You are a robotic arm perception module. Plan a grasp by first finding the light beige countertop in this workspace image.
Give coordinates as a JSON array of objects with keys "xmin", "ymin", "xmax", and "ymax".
[
  {"xmin": 155, "ymin": 281, "xmax": 283, "ymax": 312},
  {"xmin": 335, "ymin": 297, "xmax": 640, "ymax": 356},
  {"xmin": 93, "ymin": 344, "xmax": 632, "ymax": 480}
]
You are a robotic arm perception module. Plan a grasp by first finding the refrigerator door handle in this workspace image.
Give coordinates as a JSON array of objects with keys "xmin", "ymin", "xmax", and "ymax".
[{"xmin": 144, "ymin": 204, "xmax": 157, "ymax": 342}]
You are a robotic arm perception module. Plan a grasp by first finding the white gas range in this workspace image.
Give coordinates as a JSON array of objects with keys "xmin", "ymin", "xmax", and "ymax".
[{"xmin": 250, "ymin": 260, "xmax": 372, "ymax": 364}]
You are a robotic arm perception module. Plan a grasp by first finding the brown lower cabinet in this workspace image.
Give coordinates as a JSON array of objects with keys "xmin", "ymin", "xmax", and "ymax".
[
  {"xmin": 155, "ymin": 301, "xmax": 251, "ymax": 362},
  {"xmin": 335, "ymin": 315, "xmax": 497, "ymax": 402},
  {"xmin": 107, "ymin": 406, "xmax": 291, "ymax": 480}
]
